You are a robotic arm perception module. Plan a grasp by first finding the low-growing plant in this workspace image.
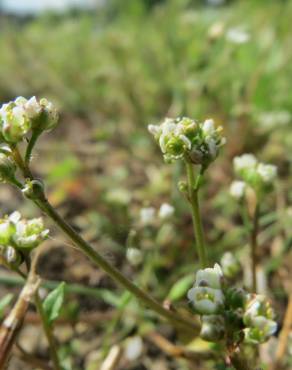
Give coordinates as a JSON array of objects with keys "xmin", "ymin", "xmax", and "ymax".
[{"xmin": 0, "ymin": 96, "xmax": 285, "ymax": 370}]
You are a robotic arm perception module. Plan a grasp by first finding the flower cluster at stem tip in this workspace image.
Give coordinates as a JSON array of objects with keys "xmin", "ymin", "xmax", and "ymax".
[
  {"xmin": 187, "ymin": 264, "xmax": 277, "ymax": 343},
  {"xmin": 0, "ymin": 96, "xmax": 58, "ymax": 143},
  {"xmin": 148, "ymin": 117, "xmax": 226, "ymax": 168},
  {"xmin": 0, "ymin": 211, "xmax": 49, "ymax": 269},
  {"xmin": 230, "ymin": 154, "xmax": 277, "ymax": 199}
]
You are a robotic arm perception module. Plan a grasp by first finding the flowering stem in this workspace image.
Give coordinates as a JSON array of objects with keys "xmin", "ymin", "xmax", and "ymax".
[
  {"xmin": 185, "ymin": 162, "xmax": 208, "ymax": 268},
  {"xmin": 250, "ymin": 204, "xmax": 259, "ymax": 293},
  {"xmin": 32, "ymin": 194, "xmax": 197, "ymax": 334},
  {"xmin": 13, "ymin": 145, "xmax": 198, "ymax": 333}
]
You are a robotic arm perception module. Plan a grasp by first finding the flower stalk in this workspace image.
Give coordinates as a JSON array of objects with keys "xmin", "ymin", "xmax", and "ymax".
[{"xmin": 185, "ymin": 162, "xmax": 208, "ymax": 268}]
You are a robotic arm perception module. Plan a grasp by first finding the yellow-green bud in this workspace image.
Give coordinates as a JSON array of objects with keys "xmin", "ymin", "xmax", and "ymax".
[{"xmin": 0, "ymin": 153, "xmax": 17, "ymax": 183}]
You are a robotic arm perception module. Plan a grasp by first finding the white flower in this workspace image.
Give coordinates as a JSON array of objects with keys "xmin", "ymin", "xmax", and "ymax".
[
  {"xmin": 24, "ymin": 96, "xmax": 42, "ymax": 119},
  {"xmin": 140, "ymin": 207, "xmax": 155, "ymax": 225},
  {"xmin": 226, "ymin": 27, "xmax": 250, "ymax": 44},
  {"xmin": 126, "ymin": 248, "xmax": 143, "ymax": 266},
  {"xmin": 229, "ymin": 180, "xmax": 246, "ymax": 199},
  {"xmin": 187, "ymin": 286, "xmax": 224, "ymax": 314},
  {"xmin": 202, "ymin": 119, "xmax": 215, "ymax": 135},
  {"xmin": 125, "ymin": 336, "xmax": 143, "ymax": 361},
  {"xmin": 233, "ymin": 154, "xmax": 257, "ymax": 173},
  {"xmin": 13, "ymin": 217, "xmax": 49, "ymax": 249},
  {"xmin": 195, "ymin": 263, "xmax": 223, "ymax": 289},
  {"xmin": 158, "ymin": 203, "xmax": 174, "ymax": 220},
  {"xmin": 257, "ymin": 163, "xmax": 277, "ymax": 183}
]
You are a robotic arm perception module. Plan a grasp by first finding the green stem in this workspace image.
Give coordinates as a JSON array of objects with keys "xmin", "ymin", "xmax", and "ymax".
[
  {"xmin": 31, "ymin": 194, "xmax": 197, "ymax": 334},
  {"xmin": 34, "ymin": 292, "xmax": 62, "ymax": 370},
  {"xmin": 250, "ymin": 204, "xmax": 260, "ymax": 293},
  {"xmin": 25, "ymin": 130, "xmax": 41, "ymax": 166},
  {"xmin": 10, "ymin": 146, "xmax": 33, "ymax": 180},
  {"xmin": 185, "ymin": 162, "xmax": 208, "ymax": 268}
]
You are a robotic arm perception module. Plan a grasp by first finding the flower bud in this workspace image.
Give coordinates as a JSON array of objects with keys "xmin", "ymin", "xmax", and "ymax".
[
  {"xmin": 0, "ymin": 153, "xmax": 17, "ymax": 183},
  {"xmin": 220, "ymin": 252, "xmax": 241, "ymax": 279},
  {"xmin": 200, "ymin": 315, "xmax": 225, "ymax": 342},
  {"xmin": 4, "ymin": 246, "xmax": 22, "ymax": 268},
  {"xmin": 195, "ymin": 263, "xmax": 223, "ymax": 290},
  {"xmin": 22, "ymin": 179, "xmax": 45, "ymax": 200},
  {"xmin": 0, "ymin": 213, "xmax": 17, "ymax": 245},
  {"xmin": 158, "ymin": 203, "xmax": 174, "ymax": 220},
  {"xmin": 126, "ymin": 248, "xmax": 143, "ymax": 266}
]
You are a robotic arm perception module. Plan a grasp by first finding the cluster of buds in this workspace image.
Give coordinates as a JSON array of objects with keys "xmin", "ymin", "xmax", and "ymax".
[
  {"xmin": 243, "ymin": 294, "xmax": 277, "ymax": 344},
  {"xmin": 0, "ymin": 96, "xmax": 58, "ymax": 144},
  {"xmin": 0, "ymin": 211, "xmax": 49, "ymax": 268},
  {"xmin": 230, "ymin": 154, "xmax": 277, "ymax": 198},
  {"xmin": 187, "ymin": 264, "xmax": 277, "ymax": 344},
  {"xmin": 148, "ymin": 117, "xmax": 226, "ymax": 168}
]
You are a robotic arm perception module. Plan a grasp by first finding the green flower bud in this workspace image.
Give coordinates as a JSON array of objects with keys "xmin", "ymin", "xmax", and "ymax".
[
  {"xmin": 0, "ymin": 153, "xmax": 17, "ymax": 183},
  {"xmin": 200, "ymin": 315, "xmax": 225, "ymax": 342},
  {"xmin": 4, "ymin": 246, "xmax": 23, "ymax": 268},
  {"xmin": 225, "ymin": 287, "xmax": 247, "ymax": 310},
  {"xmin": 0, "ymin": 212, "xmax": 20, "ymax": 245},
  {"xmin": 220, "ymin": 252, "xmax": 241, "ymax": 279},
  {"xmin": 22, "ymin": 179, "xmax": 45, "ymax": 200}
]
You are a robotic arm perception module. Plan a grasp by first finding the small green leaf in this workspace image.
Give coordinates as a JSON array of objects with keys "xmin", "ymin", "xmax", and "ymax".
[
  {"xmin": 167, "ymin": 274, "xmax": 194, "ymax": 302},
  {"xmin": 43, "ymin": 282, "xmax": 66, "ymax": 325},
  {"xmin": 0, "ymin": 293, "xmax": 14, "ymax": 319}
]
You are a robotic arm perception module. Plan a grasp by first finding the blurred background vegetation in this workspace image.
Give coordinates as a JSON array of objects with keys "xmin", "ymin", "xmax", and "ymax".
[{"xmin": 0, "ymin": 0, "xmax": 291, "ymax": 369}]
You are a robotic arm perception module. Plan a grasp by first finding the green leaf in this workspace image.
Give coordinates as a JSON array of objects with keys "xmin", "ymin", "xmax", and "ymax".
[
  {"xmin": 0, "ymin": 293, "xmax": 14, "ymax": 319},
  {"xmin": 167, "ymin": 274, "xmax": 194, "ymax": 302},
  {"xmin": 43, "ymin": 282, "xmax": 66, "ymax": 325}
]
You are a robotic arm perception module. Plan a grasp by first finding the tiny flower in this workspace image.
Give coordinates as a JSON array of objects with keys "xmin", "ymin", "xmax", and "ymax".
[
  {"xmin": 200, "ymin": 314, "xmax": 225, "ymax": 342},
  {"xmin": 229, "ymin": 180, "xmax": 246, "ymax": 199},
  {"xmin": 195, "ymin": 263, "xmax": 223, "ymax": 290},
  {"xmin": 256, "ymin": 163, "xmax": 277, "ymax": 183},
  {"xmin": 226, "ymin": 27, "xmax": 250, "ymax": 44},
  {"xmin": 187, "ymin": 286, "xmax": 224, "ymax": 314},
  {"xmin": 0, "ymin": 101, "xmax": 31, "ymax": 143},
  {"xmin": 140, "ymin": 207, "xmax": 155, "ymax": 225},
  {"xmin": 13, "ymin": 217, "xmax": 49, "ymax": 250},
  {"xmin": 126, "ymin": 248, "xmax": 143, "ymax": 266},
  {"xmin": 158, "ymin": 203, "xmax": 174, "ymax": 220},
  {"xmin": 243, "ymin": 294, "xmax": 277, "ymax": 344},
  {"xmin": 220, "ymin": 252, "xmax": 241, "ymax": 278},
  {"xmin": 233, "ymin": 154, "xmax": 257, "ymax": 174}
]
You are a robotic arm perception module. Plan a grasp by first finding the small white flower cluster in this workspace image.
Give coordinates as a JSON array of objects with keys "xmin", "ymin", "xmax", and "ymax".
[
  {"xmin": 187, "ymin": 264, "xmax": 225, "ymax": 341},
  {"xmin": 148, "ymin": 117, "xmax": 226, "ymax": 167},
  {"xmin": 243, "ymin": 294, "xmax": 277, "ymax": 344},
  {"xmin": 226, "ymin": 27, "xmax": 250, "ymax": 44},
  {"xmin": 230, "ymin": 154, "xmax": 277, "ymax": 198},
  {"xmin": 139, "ymin": 203, "xmax": 175, "ymax": 225},
  {"xmin": 0, "ymin": 211, "xmax": 49, "ymax": 251},
  {"xmin": 0, "ymin": 96, "xmax": 58, "ymax": 143},
  {"xmin": 186, "ymin": 263, "xmax": 277, "ymax": 344}
]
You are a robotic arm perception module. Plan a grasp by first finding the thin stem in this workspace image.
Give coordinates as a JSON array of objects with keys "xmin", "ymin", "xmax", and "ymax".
[
  {"xmin": 25, "ymin": 130, "xmax": 41, "ymax": 166},
  {"xmin": 185, "ymin": 162, "xmax": 208, "ymax": 268},
  {"xmin": 34, "ymin": 292, "xmax": 61, "ymax": 370},
  {"xmin": 10, "ymin": 145, "xmax": 33, "ymax": 180},
  {"xmin": 250, "ymin": 204, "xmax": 260, "ymax": 293},
  {"xmin": 32, "ymin": 195, "xmax": 197, "ymax": 334}
]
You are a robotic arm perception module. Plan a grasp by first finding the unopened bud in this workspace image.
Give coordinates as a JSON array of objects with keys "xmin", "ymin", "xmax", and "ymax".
[
  {"xmin": 200, "ymin": 315, "xmax": 225, "ymax": 342},
  {"xmin": 0, "ymin": 153, "xmax": 17, "ymax": 183},
  {"xmin": 22, "ymin": 179, "xmax": 45, "ymax": 200}
]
